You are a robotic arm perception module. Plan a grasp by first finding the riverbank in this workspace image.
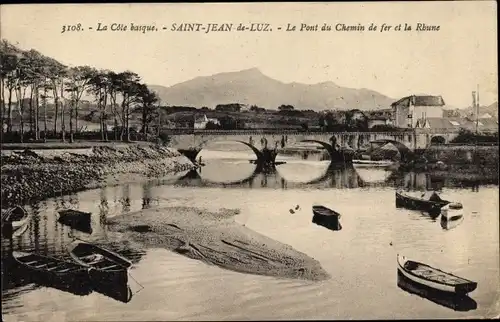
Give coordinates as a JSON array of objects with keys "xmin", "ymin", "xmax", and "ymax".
[
  {"xmin": 0, "ymin": 145, "xmax": 196, "ymax": 208},
  {"xmin": 107, "ymin": 206, "xmax": 330, "ymax": 281}
]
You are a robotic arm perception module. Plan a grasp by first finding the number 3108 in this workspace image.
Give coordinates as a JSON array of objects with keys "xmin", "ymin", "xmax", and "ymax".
[{"xmin": 61, "ymin": 24, "xmax": 82, "ymax": 33}]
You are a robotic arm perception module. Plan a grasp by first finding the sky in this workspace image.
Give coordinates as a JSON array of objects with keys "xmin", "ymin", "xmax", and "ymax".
[{"xmin": 1, "ymin": 2, "xmax": 498, "ymax": 108}]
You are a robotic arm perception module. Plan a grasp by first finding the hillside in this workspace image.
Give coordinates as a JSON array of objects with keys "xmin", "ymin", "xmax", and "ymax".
[
  {"xmin": 148, "ymin": 68, "xmax": 395, "ymax": 111},
  {"xmin": 458, "ymin": 101, "xmax": 498, "ymax": 117}
]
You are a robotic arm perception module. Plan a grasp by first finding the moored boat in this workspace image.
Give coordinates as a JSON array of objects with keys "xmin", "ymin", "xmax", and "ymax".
[
  {"xmin": 397, "ymin": 268, "xmax": 477, "ymax": 311},
  {"xmin": 395, "ymin": 190, "xmax": 450, "ymax": 214},
  {"xmin": 9, "ymin": 251, "xmax": 92, "ymax": 296},
  {"xmin": 68, "ymin": 240, "xmax": 132, "ymax": 285},
  {"xmin": 441, "ymin": 202, "xmax": 464, "ymax": 220},
  {"xmin": 12, "ymin": 251, "xmax": 89, "ymax": 278},
  {"xmin": 2, "ymin": 206, "xmax": 31, "ymax": 237},
  {"xmin": 58, "ymin": 209, "xmax": 92, "ymax": 234},
  {"xmin": 312, "ymin": 205, "xmax": 342, "ymax": 231},
  {"xmin": 440, "ymin": 215, "xmax": 464, "ymax": 230},
  {"xmin": 397, "ymin": 254, "xmax": 477, "ymax": 295},
  {"xmin": 58, "ymin": 209, "xmax": 91, "ymax": 223}
]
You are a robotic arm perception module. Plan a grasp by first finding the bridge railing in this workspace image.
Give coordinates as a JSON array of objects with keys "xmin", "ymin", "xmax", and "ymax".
[{"xmin": 163, "ymin": 129, "xmax": 416, "ymax": 136}]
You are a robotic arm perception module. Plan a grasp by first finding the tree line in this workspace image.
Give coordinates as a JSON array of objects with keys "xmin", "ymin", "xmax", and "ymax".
[{"xmin": 0, "ymin": 39, "xmax": 160, "ymax": 143}]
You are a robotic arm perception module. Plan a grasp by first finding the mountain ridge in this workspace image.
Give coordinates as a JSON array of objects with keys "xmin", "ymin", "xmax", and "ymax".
[{"xmin": 147, "ymin": 68, "xmax": 396, "ymax": 111}]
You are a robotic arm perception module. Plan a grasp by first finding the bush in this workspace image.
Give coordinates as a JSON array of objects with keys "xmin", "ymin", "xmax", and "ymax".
[{"xmin": 450, "ymin": 129, "xmax": 498, "ymax": 144}]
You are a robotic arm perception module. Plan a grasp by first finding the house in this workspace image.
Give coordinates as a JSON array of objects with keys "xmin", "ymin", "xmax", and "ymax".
[
  {"xmin": 194, "ymin": 114, "xmax": 220, "ymax": 129},
  {"xmin": 368, "ymin": 115, "xmax": 391, "ymax": 128},
  {"xmin": 391, "ymin": 95, "xmax": 445, "ymax": 128}
]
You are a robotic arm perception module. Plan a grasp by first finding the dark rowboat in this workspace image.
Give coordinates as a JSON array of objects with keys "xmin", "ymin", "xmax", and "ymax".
[
  {"xmin": 312, "ymin": 205, "xmax": 342, "ymax": 231},
  {"xmin": 68, "ymin": 240, "xmax": 132, "ymax": 285},
  {"xmin": 92, "ymin": 274, "xmax": 134, "ymax": 303},
  {"xmin": 395, "ymin": 191, "xmax": 450, "ymax": 214},
  {"xmin": 11, "ymin": 251, "xmax": 91, "ymax": 295},
  {"xmin": 12, "ymin": 251, "xmax": 89, "ymax": 278},
  {"xmin": 2, "ymin": 206, "xmax": 31, "ymax": 237},
  {"xmin": 58, "ymin": 209, "xmax": 91, "ymax": 223},
  {"xmin": 58, "ymin": 210, "xmax": 92, "ymax": 234},
  {"xmin": 397, "ymin": 254, "xmax": 477, "ymax": 295}
]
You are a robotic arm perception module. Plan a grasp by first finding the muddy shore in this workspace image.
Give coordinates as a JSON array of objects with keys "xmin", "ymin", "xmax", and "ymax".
[
  {"xmin": 0, "ymin": 145, "xmax": 196, "ymax": 208},
  {"xmin": 107, "ymin": 206, "xmax": 330, "ymax": 281}
]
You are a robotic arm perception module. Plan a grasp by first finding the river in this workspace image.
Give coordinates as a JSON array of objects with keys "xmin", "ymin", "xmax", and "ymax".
[{"xmin": 2, "ymin": 144, "xmax": 499, "ymax": 321}]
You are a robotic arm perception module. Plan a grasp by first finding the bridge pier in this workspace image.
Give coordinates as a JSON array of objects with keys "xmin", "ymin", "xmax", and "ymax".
[{"xmin": 178, "ymin": 148, "xmax": 202, "ymax": 164}]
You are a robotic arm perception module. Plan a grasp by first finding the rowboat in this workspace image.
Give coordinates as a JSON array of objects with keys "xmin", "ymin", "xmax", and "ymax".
[
  {"xmin": 395, "ymin": 191, "xmax": 450, "ymax": 214},
  {"xmin": 58, "ymin": 209, "xmax": 92, "ymax": 234},
  {"xmin": 397, "ymin": 268, "xmax": 477, "ymax": 311},
  {"xmin": 397, "ymin": 254, "xmax": 477, "ymax": 295},
  {"xmin": 441, "ymin": 202, "xmax": 464, "ymax": 220},
  {"xmin": 312, "ymin": 205, "xmax": 342, "ymax": 231},
  {"xmin": 58, "ymin": 209, "xmax": 91, "ymax": 223},
  {"xmin": 11, "ymin": 251, "xmax": 91, "ymax": 295},
  {"xmin": 2, "ymin": 206, "xmax": 31, "ymax": 237},
  {"xmin": 440, "ymin": 215, "xmax": 464, "ymax": 230},
  {"xmin": 68, "ymin": 240, "xmax": 132, "ymax": 285},
  {"xmin": 92, "ymin": 274, "xmax": 133, "ymax": 303},
  {"xmin": 12, "ymin": 251, "xmax": 89, "ymax": 278}
]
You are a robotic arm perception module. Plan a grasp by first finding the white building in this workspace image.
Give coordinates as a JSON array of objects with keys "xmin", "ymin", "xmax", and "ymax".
[
  {"xmin": 194, "ymin": 114, "xmax": 220, "ymax": 129},
  {"xmin": 391, "ymin": 95, "xmax": 445, "ymax": 128}
]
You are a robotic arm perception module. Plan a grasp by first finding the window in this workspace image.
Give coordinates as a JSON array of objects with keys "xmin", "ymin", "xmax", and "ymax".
[
  {"xmin": 449, "ymin": 120, "xmax": 460, "ymax": 126},
  {"xmin": 407, "ymin": 114, "xmax": 412, "ymax": 118}
]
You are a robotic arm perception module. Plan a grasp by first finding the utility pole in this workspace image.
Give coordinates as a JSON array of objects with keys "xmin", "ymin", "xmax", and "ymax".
[{"xmin": 475, "ymin": 84, "xmax": 479, "ymax": 134}]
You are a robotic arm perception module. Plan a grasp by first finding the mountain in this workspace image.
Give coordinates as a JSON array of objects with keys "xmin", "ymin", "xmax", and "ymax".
[
  {"xmin": 456, "ymin": 101, "xmax": 498, "ymax": 117},
  {"xmin": 148, "ymin": 68, "xmax": 395, "ymax": 111}
]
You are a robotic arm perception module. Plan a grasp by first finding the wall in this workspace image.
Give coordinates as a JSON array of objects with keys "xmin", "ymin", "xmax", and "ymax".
[
  {"xmin": 410, "ymin": 105, "xmax": 444, "ymax": 127},
  {"xmin": 392, "ymin": 101, "xmax": 410, "ymax": 128}
]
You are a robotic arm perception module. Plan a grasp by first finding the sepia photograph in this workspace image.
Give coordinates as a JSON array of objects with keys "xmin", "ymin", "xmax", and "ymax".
[{"xmin": 0, "ymin": 2, "xmax": 498, "ymax": 321}]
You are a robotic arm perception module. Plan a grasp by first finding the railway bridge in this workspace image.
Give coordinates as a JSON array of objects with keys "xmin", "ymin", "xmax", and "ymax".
[{"xmin": 167, "ymin": 129, "xmax": 460, "ymax": 166}]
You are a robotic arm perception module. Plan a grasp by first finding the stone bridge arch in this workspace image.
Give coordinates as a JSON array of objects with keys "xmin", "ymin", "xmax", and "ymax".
[
  {"xmin": 179, "ymin": 139, "xmax": 263, "ymax": 164},
  {"xmin": 369, "ymin": 139, "xmax": 414, "ymax": 161},
  {"xmin": 430, "ymin": 135, "xmax": 447, "ymax": 145},
  {"xmin": 299, "ymin": 139, "xmax": 352, "ymax": 163}
]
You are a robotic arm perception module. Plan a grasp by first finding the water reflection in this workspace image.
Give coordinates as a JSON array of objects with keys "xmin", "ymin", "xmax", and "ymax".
[
  {"xmin": 397, "ymin": 270, "xmax": 477, "ymax": 312},
  {"xmin": 175, "ymin": 161, "xmax": 497, "ymax": 192},
  {"xmin": 1, "ymin": 191, "xmax": 148, "ymax": 305}
]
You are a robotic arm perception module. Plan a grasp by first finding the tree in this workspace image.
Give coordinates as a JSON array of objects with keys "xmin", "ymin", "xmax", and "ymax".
[
  {"xmin": 114, "ymin": 71, "xmax": 141, "ymax": 141},
  {"xmin": 66, "ymin": 66, "xmax": 94, "ymax": 142},
  {"xmin": 278, "ymin": 104, "xmax": 294, "ymax": 111},
  {"xmin": 0, "ymin": 40, "xmax": 22, "ymax": 135},
  {"xmin": 136, "ymin": 83, "xmax": 159, "ymax": 135}
]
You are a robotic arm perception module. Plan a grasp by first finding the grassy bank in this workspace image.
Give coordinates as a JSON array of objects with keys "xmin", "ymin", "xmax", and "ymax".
[{"xmin": 1, "ymin": 145, "xmax": 195, "ymax": 208}]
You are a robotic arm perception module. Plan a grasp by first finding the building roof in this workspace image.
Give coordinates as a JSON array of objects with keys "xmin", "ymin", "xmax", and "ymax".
[
  {"xmin": 418, "ymin": 117, "xmax": 498, "ymax": 132},
  {"xmin": 392, "ymin": 95, "xmax": 445, "ymax": 107}
]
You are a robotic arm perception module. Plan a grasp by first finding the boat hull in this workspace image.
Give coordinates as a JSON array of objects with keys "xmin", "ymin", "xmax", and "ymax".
[
  {"xmin": 312, "ymin": 206, "xmax": 342, "ymax": 231},
  {"xmin": 441, "ymin": 207, "xmax": 464, "ymax": 221},
  {"xmin": 11, "ymin": 252, "xmax": 91, "ymax": 295},
  {"xmin": 395, "ymin": 192, "xmax": 448, "ymax": 214},
  {"xmin": 397, "ymin": 255, "xmax": 477, "ymax": 295},
  {"xmin": 397, "ymin": 270, "xmax": 477, "ymax": 312}
]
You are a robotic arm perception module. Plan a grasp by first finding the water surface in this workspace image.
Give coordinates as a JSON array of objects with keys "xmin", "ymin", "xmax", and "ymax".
[{"xmin": 2, "ymin": 145, "xmax": 498, "ymax": 320}]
